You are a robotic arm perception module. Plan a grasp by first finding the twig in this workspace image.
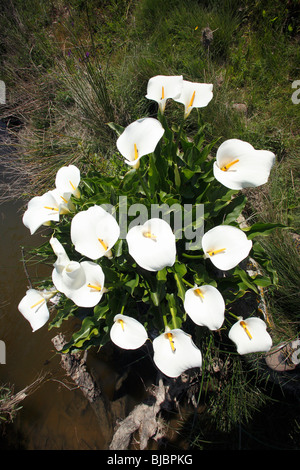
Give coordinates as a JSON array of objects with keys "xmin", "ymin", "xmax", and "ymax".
[{"xmin": 21, "ymin": 246, "xmax": 32, "ymax": 289}]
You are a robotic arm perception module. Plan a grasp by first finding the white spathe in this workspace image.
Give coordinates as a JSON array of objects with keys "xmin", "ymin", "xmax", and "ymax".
[
  {"xmin": 145, "ymin": 75, "xmax": 183, "ymax": 113},
  {"xmin": 228, "ymin": 317, "xmax": 272, "ymax": 355},
  {"xmin": 110, "ymin": 314, "xmax": 148, "ymax": 350},
  {"xmin": 184, "ymin": 284, "xmax": 225, "ymax": 330},
  {"xmin": 153, "ymin": 327, "xmax": 202, "ymax": 378},
  {"xmin": 213, "ymin": 139, "xmax": 275, "ymax": 190},
  {"xmin": 50, "ymin": 237, "xmax": 105, "ymax": 308},
  {"xmin": 55, "ymin": 164, "xmax": 81, "ymax": 198},
  {"xmin": 116, "ymin": 117, "xmax": 165, "ymax": 167},
  {"xmin": 22, "ymin": 164, "xmax": 81, "ymax": 235},
  {"xmin": 126, "ymin": 218, "xmax": 176, "ymax": 272},
  {"xmin": 70, "ymin": 205, "xmax": 120, "ymax": 260},
  {"xmin": 22, "ymin": 190, "xmax": 62, "ymax": 235},
  {"xmin": 202, "ymin": 225, "xmax": 252, "ymax": 271},
  {"xmin": 174, "ymin": 80, "xmax": 213, "ymax": 118},
  {"xmin": 18, "ymin": 289, "xmax": 52, "ymax": 332}
]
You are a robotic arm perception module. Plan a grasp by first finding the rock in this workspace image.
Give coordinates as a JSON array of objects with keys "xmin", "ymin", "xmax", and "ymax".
[
  {"xmin": 232, "ymin": 103, "xmax": 248, "ymax": 116},
  {"xmin": 201, "ymin": 27, "xmax": 214, "ymax": 49}
]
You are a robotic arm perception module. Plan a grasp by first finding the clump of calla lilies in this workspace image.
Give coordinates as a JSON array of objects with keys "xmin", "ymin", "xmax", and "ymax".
[{"xmin": 19, "ymin": 74, "xmax": 278, "ymax": 379}]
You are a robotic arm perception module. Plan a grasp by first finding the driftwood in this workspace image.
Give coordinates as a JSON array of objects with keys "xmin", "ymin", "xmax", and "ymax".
[
  {"xmin": 109, "ymin": 378, "xmax": 167, "ymax": 450},
  {"xmin": 51, "ymin": 333, "xmax": 202, "ymax": 450},
  {"xmin": 51, "ymin": 333, "xmax": 101, "ymax": 403},
  {"xmin": 109, "ymin": 371, "xmax": 201, "ymax": 450},
  {"xmin": 51, "ymin": 333, "xmax": 115, "ymax": 447}
]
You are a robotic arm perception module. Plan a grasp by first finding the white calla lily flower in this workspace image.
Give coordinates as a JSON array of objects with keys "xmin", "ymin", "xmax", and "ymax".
[
  {"xmin": 22, "ymin": 190, "xmax": 64, "ymax": 235},
  {"xmin": 126, "ymin": 218, "xmax": 176, "ymax": 272},
  {"xmin": 228, "ymin": 317, "xmax": 272, "ymax": 355},
  {"xmin": 22, "ymin": 165, "xmax": 81, "ymax": 235},
  {"xmin": 174, "ymin": 80, "xmax": 213, "ymax": 118},
  {"xmin": 213, "ymin": 139, "xmax": 275, "ymax": 190},
  {"xmin": 51, "ymin": 188, "xmax": 75, "ymax": 214},
  {"xmin": 110, "ymin": 314, "xmax": 148, "ymax": 350},
  {"xmin": 153, "ymin": 327, "xmax": 202, "ymax": 378},
  {"xmin": 202, "ymin": 225, "xmax": 252, "ymax": 271},
  {"xmin": 50, "ymin": 237, "xmax": 105, "ymax": 308},
  {"xmin": 55, "ymin": 164, "xmax": 81, "ymax": 198},
  {"xmin": 18, "ymin": 288, "xmax": 56, "ymax": 332},
  {"xmin": 184, "ymin": 284, "xmax": 225, "ymax": 330},
  {"xmin": 116, "ymin": 117, "xmax": 164, "ymax": 168},
  {"xmin": 70, "ymin": 205, "xmax": 120, "ymax": 260},
  {"xmin": 145, "ymin": 75, "xmax": 183, "ymax": 113}
]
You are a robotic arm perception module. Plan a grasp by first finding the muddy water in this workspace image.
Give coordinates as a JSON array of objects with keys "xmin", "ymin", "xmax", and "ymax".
[
  {"xmin": 0, "ymin": 128, "xmax": 150, "ymax": 450},
  {"xmin": 0, "ymin": 195, "xmax": 113, "ymax": 449}
]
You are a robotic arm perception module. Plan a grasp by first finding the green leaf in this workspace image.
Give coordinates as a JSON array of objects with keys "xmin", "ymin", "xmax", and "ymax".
[
  {"xmin": 148, "ymin": 153, "xmax": 160, "ymax": 194},
  {"xmin": 173, "ymin": 261, "xmax": 187, "ymax": 277},
  {"xmin": 174, "ymin": 164, "xmax": 181, "ymax": 189},
  {"xmin": 252, "ymin": 275, "xmax": 273, "ymax": 287},
  {"xmin": 121, "ymin": 169, "xmax": 139, "ymax": 194},
  {"xmin": 62, "ymin": 316, "xmax": 100, "ymax": 352},
  {"xmin": 243, "ymin": 222, "xmax": 287, "ymax": 239},
  {"xmin": 151, "ymin": 272, "xmax": 167, "ymax": 306},
  {"xmin": 48, "ymin": 299, "xmax": 78, "ymax": 329},
  {"xmin": 107, "ymin": 122, "xmax": 124, "ymax": 136},
  {"xmin": 251, "ymin": 241, "xmax": 279, "ymax": 285},
  {"xmin": 173, "ymin": 271, "xmax": 186, "ymax": 302},
  {"xmin": 157, "ymin": 267, "xmax": 167, "ymax": 281},
  {"xmin": 222, "ymin": 195, "xmax": 247, "ymax": 225},
  {"xmin": 125, "ymin": 273, "xmax": 140, "ymax": 294},
  {"xmin": 233, "ymin": 266, "xmax": 259, "ymax": 294},
  {"xmin": 166, "ymin": 293, "xmax": 184, "ymax": 329},
  {"xmin": 113, "ymin": 239, "xmax": 123, "ymax": 257},
  {"xmin": 93, "ymin": 303, "xmax": 110, "ymax": 320}
]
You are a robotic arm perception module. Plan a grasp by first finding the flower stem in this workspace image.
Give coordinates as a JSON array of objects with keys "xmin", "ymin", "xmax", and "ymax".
[
  {"xmin": 181, "ymin": 278, "xmax": 194, "ymax": 288},
  {"xmin": 175, "ymin": 118, "xmax": 185, "ymax": 146},
  {"xmin": 136, "ymin": 167, "xmax": 152, "ymax": 203},
  {"xmin": 170, "ymin": 306, "xmax": 178, "ymax": 329},
  {"xmin": 120, "ymin": 293, "xmax": 129, "ymax": 315},
  {"xmin": 182, "ymin": 252, "xmax": 204, "ymax": 259},
  {"xmin": 227, "ymin": 310, "xmax": 240, "ymax": 321}
]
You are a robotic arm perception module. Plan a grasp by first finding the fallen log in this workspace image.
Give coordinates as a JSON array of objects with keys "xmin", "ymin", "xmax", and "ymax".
[{"xmin": 51, "ymin": 333, "xmax": 101, "ymax": 404}]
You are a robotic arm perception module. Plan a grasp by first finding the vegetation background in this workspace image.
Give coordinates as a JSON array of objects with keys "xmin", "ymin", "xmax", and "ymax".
[{"xmin": 0, "ymin": 0, "xmax": 299, "ymax": 450}]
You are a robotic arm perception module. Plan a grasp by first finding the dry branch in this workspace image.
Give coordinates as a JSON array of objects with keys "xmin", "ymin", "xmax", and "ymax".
[
  {"xmin": 51, "ymin": 333, "xmax": 101, "ymax": 403},
  {"xmin": 0, "ymin": 374, "xmax": 45, "ymax": 421}
]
